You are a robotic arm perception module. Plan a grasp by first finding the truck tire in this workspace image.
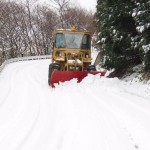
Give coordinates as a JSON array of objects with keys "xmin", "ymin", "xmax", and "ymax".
[
  {"xmin": 87, "ymin": 65, "xmax": 96, "ymax": 71},
  {"xmin": 48, "ymin": 63, "xmax": 60, "ymax": 86}
]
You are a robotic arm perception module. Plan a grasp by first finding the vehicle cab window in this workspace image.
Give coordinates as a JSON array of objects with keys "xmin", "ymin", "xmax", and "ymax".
[
  {"xmin": 82, "ymin": 34, "xmax": 91, "ymax": 50},
  {"xmin": 55, "ymin": 33, "xmax": 66, "ymax": 48}
]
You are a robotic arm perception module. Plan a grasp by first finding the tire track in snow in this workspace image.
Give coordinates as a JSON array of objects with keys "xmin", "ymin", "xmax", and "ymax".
[
  {"xmin": 0, "ymin": 61, "xmax": 41, "ymax": 150},
  {"xmin": 14, "ymin": 60, "xmax": 70, "ymax": 150},
  {"xmin": 14, "ymin": 62, "xmax": 43, "ymax": 150},
  {"xmin": 0, "ymin": 63, "xmax": 27, "ymax": 107},
  {"xmin": 14, "ymin": 61, "xmax": 47, "ymax": 150},
  {"xmin": 83, "ymin": 88, "xmax": 139, "ymax": 150},
  {"xmin": 72, "ymin": 87, "xmax": 137, "ymax": 150},
  {"xmin": 85, "ymin": 85, "xmax": 150, "ymax": 150},
  {"xmin": 0, "ymin": 63, "xmax": 34, "ymax": 126}
]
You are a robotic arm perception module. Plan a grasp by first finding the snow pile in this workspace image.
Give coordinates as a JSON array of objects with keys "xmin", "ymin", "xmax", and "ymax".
[{"xmin": 54, "ymin": 74, "xmax": 150, "ymax": 99}]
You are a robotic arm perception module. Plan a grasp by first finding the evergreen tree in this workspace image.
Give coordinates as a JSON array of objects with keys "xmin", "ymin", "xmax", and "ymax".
[
  {"xmin": 133, "ymin": 0, "xmax": 150, "ymax": 72},
  {"xmin": 96, "ymin": 0, "xmax": 143, "ymax": 72}
]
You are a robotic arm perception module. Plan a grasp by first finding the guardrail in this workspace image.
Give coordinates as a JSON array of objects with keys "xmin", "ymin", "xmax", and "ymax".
[{"xmin": 0, "ymin": 55, "xmax": 51, "ymax": 74}]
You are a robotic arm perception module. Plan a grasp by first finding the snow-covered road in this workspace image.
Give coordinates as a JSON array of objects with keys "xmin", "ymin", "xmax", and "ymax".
[{"xmin": 0, "ymin": 59, "xmax": 150, "ymax": 150}]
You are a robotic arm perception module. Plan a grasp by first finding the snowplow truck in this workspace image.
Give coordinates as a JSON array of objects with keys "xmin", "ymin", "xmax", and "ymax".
[{"xmin": 48, "ymin": 26, "xmax": 106, "ymax": 87}]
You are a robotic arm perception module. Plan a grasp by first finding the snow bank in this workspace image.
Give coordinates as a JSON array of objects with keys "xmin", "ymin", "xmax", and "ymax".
[{"xmin": 54, "ymin": 73, "xmax": 150, "ymax": 100}]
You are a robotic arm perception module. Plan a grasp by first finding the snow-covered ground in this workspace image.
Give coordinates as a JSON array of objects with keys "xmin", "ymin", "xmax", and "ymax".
[{"xmin": 0, "ymin": 59, "xmax": 150, "ymax": 150}]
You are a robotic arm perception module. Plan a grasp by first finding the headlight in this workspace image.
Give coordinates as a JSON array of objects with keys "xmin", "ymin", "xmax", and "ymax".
[
  {"xmin": 85, "ymin": 53, "xmax": 89, "ymax": 58},
  {"xmin": 56, "ymin": 51, "xmax": 62, "ymax": 56}
]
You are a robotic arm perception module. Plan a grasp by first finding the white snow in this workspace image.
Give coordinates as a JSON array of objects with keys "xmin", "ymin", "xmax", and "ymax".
[
  {"xmin": 91, "ymin": 48, "xmax": 99, "ymax": 64},
  {"xmin": 101, "ymin": 38, "xmax": 106, "ymax": 43},
  {"xmin": 132, "ymin": 12, "xmax": 136, "ymax": 17},
  {"xmin": 142, "ymin": 44, "xmax": 150, "ymax": 53},
  {"xmin": 68, "ymin": 59, "xmax": 82, "ymax": 64},
  {"xmin": 136, "ymin": 26, "xmax": 145, "ymax": 33},
  {"xmin": 0, "ymin": 59, "xmax": 150, "ymax": 150},
  {"xmin": 113, "ymin": 29, "xmax": 116, "ymax": 34}
]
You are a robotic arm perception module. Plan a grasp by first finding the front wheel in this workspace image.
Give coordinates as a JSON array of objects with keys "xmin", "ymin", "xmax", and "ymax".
[
  {"xmin": 48, "ymin": 63, "xmax": 60, "ymax": 86},
  {"xmin": 87, "ymin": 65, "xmax": 96, "ymax": 71}
]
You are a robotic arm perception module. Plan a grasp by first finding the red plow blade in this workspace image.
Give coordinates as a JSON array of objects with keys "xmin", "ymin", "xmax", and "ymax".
[{"xmin": 50, "ymin": 71, "xmax": 106, "ymax": 88}]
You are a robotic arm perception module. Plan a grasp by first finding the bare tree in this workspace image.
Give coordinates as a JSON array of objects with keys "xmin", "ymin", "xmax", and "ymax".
[
  {"xmin": 51, "ymin": 0, "xmax": 70, "ymax": 28},
  {"xmin": 0, "ymin": 0, "xmax": 96, "ymax": 64},
  {"xmin": 63, "ymin": 6, "xmax": 95, "ymax": 32},
  {"xmin": 33, "ymin": 5, "xmax": 58, "ymax": 54},
  {"xmin": 0, "ymin": 1, "xmax": 23, "ymax": 58}
]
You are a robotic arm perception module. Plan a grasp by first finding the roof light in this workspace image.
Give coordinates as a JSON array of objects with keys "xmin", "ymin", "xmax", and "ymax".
[{"xmin": 72, "ymin": 25, "xmax": 76, "ymax": 31}]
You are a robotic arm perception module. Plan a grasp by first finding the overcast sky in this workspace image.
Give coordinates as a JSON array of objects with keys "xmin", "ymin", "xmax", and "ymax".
[
  {"xmin": 74, "ymin": 0, "xmax": 97, "ymax": 12},
  {"xmin": 38, "ymin": 0, "xmax": 97, "ymax": 13}
]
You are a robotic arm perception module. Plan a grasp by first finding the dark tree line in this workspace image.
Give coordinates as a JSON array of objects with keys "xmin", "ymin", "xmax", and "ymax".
[
  {"xmin": 0, "ymin": 0, "xmax": 95, "ymax": 65},
  {"xmin": 96, "ymin": 0, "xmax": 150, "ymax": 75}
]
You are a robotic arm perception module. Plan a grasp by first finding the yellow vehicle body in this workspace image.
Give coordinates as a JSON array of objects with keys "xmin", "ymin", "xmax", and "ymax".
[
  {"xmin": 48, "ymin": 26, "xmax": 106, "ymax": 87},
  {"xmin": 52, "ymin": 27, "xmax": 92, "ymax": 71}
]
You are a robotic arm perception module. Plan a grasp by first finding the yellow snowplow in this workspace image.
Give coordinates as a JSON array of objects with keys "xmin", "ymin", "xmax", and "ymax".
[{"xmin": 48, "ymin": 26, "xmax": 106, "ymax": 87}]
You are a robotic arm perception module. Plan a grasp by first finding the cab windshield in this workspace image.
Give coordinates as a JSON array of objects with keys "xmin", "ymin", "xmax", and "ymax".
[
  {"xmin": 65, "ymin": 33, "xmax": 83, "ymax": 48},
  {"xmin": 55, "ymin": 33, "xmax": 91, "ymax": 49}
]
